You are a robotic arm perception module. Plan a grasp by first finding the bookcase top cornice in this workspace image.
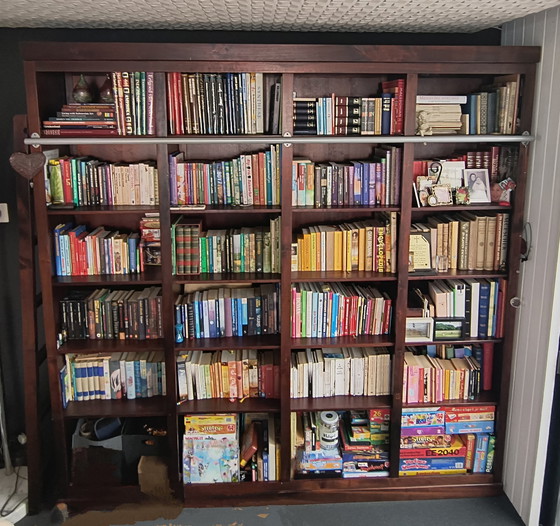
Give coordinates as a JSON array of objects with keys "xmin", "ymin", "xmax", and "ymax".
[{"xmin": 20, "ymin": 42, "xmax": 541, "ymax": 65}]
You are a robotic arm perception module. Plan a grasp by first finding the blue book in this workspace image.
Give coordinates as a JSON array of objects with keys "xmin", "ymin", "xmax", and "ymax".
[
  {"xmin": 473, "ymin": 433, "xmax": 490, "ymax": 473},
  {"xmin": 53, "ymin": 222, "xmax": 72, "ymax": 276},
  {"xmin": 95, "ymin": 361, "xmax": 104, "ymax": 398},
  {"xmin": 193, "ymin": 293, "xmax": 202, "ymax": 339},
  {"xmin": 359, "ymin": 162, "xmax": 369, "ymax": 206},
  {"xmin": 134, "ymin": 359, "xmax": 142, "ymax": 398},
  {"xmin": 127, "ymin": 233, "xmax": 139, "ymax": 273},
  {"xmin": 351, "ymin": 162, "xmax": 363, "ymax": 205},
  {"xmin": 478, "ymin": 280, "xmax": 491, "ymax": 338},
  {"xmin": 59, "ymin": 366, "xmax": 68, "ymax": 408},
  {"xmin": 367, "ymin": 162, "xmax": 376, "ymax": 206},
  {"xmin": 331, "ymin": 293, "xmax": 340, "ymax": 337},
  {"xmin": 86, "ymin": 361, "xmax": 95, "ymax": 400},
  {"xmin": 381, "ymin": 93, "xmax": 392, "ymax": 135},
  {"xmin": 462, "ymin": 94, "xmax": 478, "ymax": 135}
]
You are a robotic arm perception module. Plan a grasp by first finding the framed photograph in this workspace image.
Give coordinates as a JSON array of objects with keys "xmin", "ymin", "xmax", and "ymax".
[
  {"xmin": 433, "ymin": 318, "xmax": 464, "ymax": 340},
  {"xmin": 405, "ymin": 317, "xmax": 434, "ymax": 342},
  {"xmin": 463, "ymin": 168, "xmax": 491, "ymax": 203}
]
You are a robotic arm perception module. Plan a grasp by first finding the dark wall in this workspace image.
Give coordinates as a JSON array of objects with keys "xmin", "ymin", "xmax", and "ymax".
[{"xmin": 0, "ymin": 26, "xmax": 500, "ymax": 455}]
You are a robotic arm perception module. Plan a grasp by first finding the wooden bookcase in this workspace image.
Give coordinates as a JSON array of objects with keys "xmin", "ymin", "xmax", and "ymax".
[{"xmin": 16, "ymin": 42, "xmax": 539, "ymax": 508}]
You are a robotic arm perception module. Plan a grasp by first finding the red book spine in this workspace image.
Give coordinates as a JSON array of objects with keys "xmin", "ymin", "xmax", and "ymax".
[
  {"xmin": 42, "ymin": 128, "xmax": 119, "ymax": 137},
  {"xmin": 482, "ymin": 342, "xmax": 494, "ymax": 391},
  {"xmin": 175, "ymin": 72, "xmax": 185, "ymax": 135}
]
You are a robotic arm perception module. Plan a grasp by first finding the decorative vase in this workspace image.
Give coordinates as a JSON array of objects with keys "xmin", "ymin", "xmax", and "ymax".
[
  {"xmin": 99, "ymin": 74, "xmax": 114, "ymax": 103},
  {"xmin": 72, "ymin": 74, "xmax": 93, "ymax": 103}
]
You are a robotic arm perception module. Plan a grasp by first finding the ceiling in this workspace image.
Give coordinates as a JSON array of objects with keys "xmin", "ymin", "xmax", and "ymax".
[{"xmin": 0, "ymin": 0, "xmax": 558, "ymax": 33}]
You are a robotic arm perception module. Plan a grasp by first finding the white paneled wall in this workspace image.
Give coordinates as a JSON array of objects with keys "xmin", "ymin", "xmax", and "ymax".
[{"xmin": 502, "ymin": 7, "xmax": 560, "ymax": 526}]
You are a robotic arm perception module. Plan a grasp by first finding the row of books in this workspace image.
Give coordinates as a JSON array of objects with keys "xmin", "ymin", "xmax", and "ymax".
[
  {"xmin": 292, "ymin": 214, "xmax": 397, "ymax": 273},
  {"xmin": 414, "ymin": 75, "xmax": 519, "ymax": 136},
  {"xmin": 291, "ymin": 283, "xmax": 392, "ymax": 338},
  {"xmin": 167, "ymin": 72, "xmax": 275, "ymax": 136},
  {"xmin": 411, "ymin": 212, "xmax": 510, "ymax": 272},
  {"xmin": 293, "ymin": 95, "xmax": 391, "ymax": 136},
  {"xmin": 292, "ymin": 147, "xmax": 401, "ymax": 208},
  {"xmin": 462, "ymin": 76, "xmax": 519, "ymax": 135},
  {"xmin": 174, "ymin": 284, "xmax": 280, "ymax": 340},
  {"xmin": 417, "ymin": 343, "xmax": 494, "ymax": 391},
  {"xmin": 177, "ymin": 349, "xmax": 278, "ymax": 401},
  {"xmin": 110, "ymin": 72, "xmax": 155, "ymax": 136},
  {"xmin": 176, "ymin": 219, "xmax": 282, "ymax": 276},
  {"xmin": 239, "ymin": 413, "xmax": 280, "ymax": 482},
  {"xmin": 403, "ymin": 352, "xmax": 481, "ymax": 404},
  {"xmin": 292, "ymin": 79, "xmax": 404, "ymax": 137},
  {"xmin": 399, "ymin": 406, "xmax": 495, "ymax": 475},
  {"xmin": 169, "ymin": 145, "xmax": 281, "ymax": 207},
  {"xmin": 53, "ymin": 223, "xmax": 141, "ymax": 277},
  {"xmin": 47, "ymin": 155, "xmax": 158, "ymax": 207},
  {"xmin": 290, "ymin": 347, "xmax": 391, "ymax": 398},
  {"xmin": 60, "ymin": 351, "xmax": 166, "ymax": 406},
  {"xmin": 411, "ymin": 278, "xmax": 506, "ymax": 339},
  {"xmin": 59, "ymin": 287, "xmax": 163, "ymax": 342}
]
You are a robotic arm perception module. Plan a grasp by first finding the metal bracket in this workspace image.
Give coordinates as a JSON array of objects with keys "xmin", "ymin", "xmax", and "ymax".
[
  {"xmin": 31, "ymin": 132, "xmax": 40, "ymax": 149},
  {"xmin": 521, "ymin": 130, "xmax": 532, "ymax": 148}
]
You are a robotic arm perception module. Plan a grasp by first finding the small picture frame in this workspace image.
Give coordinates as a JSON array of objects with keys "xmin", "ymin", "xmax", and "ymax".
[
  {"xmin": 433, "ymin": 318, "xmax": 464, "ymax": 340},
  {"xmin": 463, "ymin": 168, "xmax": 491, "ymax": 204},
  {"xmin": 405, "ymin": 317, "xmax": 434, "ymax": 342},
  {"xmin": 427, "ymin": 184, "xmax": 453, "ymax": 206}
]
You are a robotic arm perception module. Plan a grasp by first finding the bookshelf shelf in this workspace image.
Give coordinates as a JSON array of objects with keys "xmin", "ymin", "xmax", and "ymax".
[
  {"xmin": 175, "ymin": 335, "xmax": 281, "ymax": 351},
  {"xmin": 59, "ymin": 339, "xmax": 165, "ymax": 355},
  {"xmin": 177, "ymin": 398, "xmax": 280, "ymax": 415},
  {"xmin": 175, "ymin": 272, "xmax": 281, "ymax": 284},
  {"xmin": 291, "ymin": 395, "xmax": 392, "ymax": 412},
  {"xmin": 403, "ymin": 391, "xmax": 498, "ymax": 408},
  {"xmin": 24, "ymin": 134, "xmax": 535, "ymax": 147},
  {"xmin": 63, "ymin": 397, "xmax": 167, "ymax": 419},
  {"xmin": 292, "ymin": 206, "xmax": 401, "ymax": 214},
  {"xmin": 408, "ymin": 270, "xmax": 508, "ymax": 281},
  {"xmin": 171, "ymin": 205, "xmax": 282, "ymax": 214},
  {"xmin": 16, "ymin": 41, "xmax": 539, "ymax": 509},
  {"xmin": 291, "ymin": 335, "xmax": 394, "ymax": 348},
  {"xmin": 291, "ymin": 271, "xmax": 397, "ymax": 282},
  {"xmin": 52, "ymin": 269, "xmax": 162, "ymax": 286},
  {"xmin": 47, "ymin": 205, "xmax": 160, "ymax": 215}
]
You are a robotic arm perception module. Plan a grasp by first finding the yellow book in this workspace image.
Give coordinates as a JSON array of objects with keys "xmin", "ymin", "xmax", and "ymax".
[
  {"xmin": 357, "ymin": 223, "xmax": 366, "ymax": 271},
  {"xmin": 334, "ymin": 228, "xmax": 343, "ymax": 271}
]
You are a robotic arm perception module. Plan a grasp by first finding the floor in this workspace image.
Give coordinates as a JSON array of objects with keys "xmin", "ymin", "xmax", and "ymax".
[
  {"xmin": 12, "ymin": 495, "xmax": 525, "ymax": 526},
  {"xmin": 0, "ymin": 467, "xmax": 28, "ymax": 525}
]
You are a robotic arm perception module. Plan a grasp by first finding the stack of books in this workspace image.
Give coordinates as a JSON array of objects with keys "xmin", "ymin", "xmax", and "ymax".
[
  {"xmin": 416, "ymin": 95, "xmax": 466, "ymax": 135},
  {"xmin": 42, "ymin": 102, "xmax": 118, "ymax": 137}
]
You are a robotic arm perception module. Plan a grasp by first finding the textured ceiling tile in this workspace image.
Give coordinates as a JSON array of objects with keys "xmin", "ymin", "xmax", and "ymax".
[{"xmin": 0, "ymin": 0, "xmax": 559, "ymax": 32}]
